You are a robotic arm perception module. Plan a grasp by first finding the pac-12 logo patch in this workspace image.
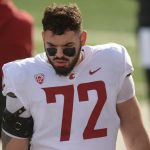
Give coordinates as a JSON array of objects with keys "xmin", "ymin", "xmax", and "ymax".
[{"xmin": 34, "ymin": 73, "xmax": 45, "ymax": 84}]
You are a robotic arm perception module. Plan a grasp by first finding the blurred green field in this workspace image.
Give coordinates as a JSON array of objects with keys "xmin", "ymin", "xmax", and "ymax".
[{"xmin": 13, "ymin": 0, "xmax": 148, "ymax": 101}]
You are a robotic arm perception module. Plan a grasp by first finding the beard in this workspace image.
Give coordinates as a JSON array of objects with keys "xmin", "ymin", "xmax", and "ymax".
[{"xmin": 46, "ymin": 45, "xmax": 81, "ymax": 76}]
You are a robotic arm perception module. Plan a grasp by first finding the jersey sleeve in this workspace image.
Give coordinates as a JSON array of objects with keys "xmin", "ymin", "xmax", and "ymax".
[
  {"xmin": 112, "ymin": 43, "xmax": 134, "ymax": 76},
  {"xmin": 116, "ymin": 44, "xmax": 135, "ymax": 103},
  {"xmin": 2, "ymin": 96, "xmax": 32, "ymax": 139},
  {"xmin": 2, "ymin": 61, "xmax": 30, "ymax": 110},
  {"xmin": 6, "ymin": 96, "xmax": 31, "ymax": 118},
  {"xmin": 123, "ymin": 45, "xmax": 134, "ymax": 76},
  {"xmin": 117, "ymin": 75, "xmax": 135, "ymax": 103}
]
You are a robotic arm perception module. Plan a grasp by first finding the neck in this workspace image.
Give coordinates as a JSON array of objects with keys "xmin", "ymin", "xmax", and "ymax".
[{"xmin": 76, "ymin": 50, "xmax": 84, "ymax": 66}]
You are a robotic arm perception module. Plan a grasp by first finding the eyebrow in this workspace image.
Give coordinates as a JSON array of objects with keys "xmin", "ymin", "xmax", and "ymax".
[{"xmin": 47, "ymin": 42, "xmax": 74, "ymax": 47}]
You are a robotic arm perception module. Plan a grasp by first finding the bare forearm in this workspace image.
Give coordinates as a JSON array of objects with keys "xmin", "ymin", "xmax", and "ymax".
[
  {"xmin": 2, "ymin": 130, "xmax": 11, "ymax": 150},
  {"xmin": 117, "ymin": 97, "xmax": 150, "ymax": 150},
  {"xmin": 2, "ymin": 130, "xmax": 29, "ymax": 150},
  {"xmin": 123, "ymin": 129, "xmax": 150, "ymax": 150},
  {"xmin": 131, "ymin": 135, "xmax": 150, "ymax": 150}
]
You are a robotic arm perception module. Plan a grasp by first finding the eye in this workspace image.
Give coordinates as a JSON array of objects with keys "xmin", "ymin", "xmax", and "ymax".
[
  {"xmin": 46, "ymin": 48, "xmax": 57, "ymax": 56},
  {"xmin": 63, "ymin": 47, "xmax": 76, "ymax": 57}
]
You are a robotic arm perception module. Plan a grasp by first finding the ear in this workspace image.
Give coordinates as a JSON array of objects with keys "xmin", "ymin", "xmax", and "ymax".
[
  {"xmin": 81, "ymin": 31, "xmax": 87, "ymax": 46},
  {"xmin": 41, "ymin": 31, "xmax": 45, "ymax": 41}
]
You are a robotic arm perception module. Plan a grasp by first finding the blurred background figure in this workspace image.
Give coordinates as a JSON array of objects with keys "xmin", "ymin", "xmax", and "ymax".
[
  {"xmin": 0, "ymin": 0, "xmax": 34, "ymax": 137},
  {"xmin": 137, "ymin": 0, "xmax": 150, "ymax": 106}
]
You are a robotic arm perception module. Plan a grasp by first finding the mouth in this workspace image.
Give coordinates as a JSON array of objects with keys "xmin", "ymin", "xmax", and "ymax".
[{"xmin": 54, "ymin": 59, "xmax": 68, "ymax": 67}]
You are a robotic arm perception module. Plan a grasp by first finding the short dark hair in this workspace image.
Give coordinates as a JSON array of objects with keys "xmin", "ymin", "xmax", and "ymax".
[{"xmin": 42, "ymin": 3, "xmax": 82, "ymax": 35}]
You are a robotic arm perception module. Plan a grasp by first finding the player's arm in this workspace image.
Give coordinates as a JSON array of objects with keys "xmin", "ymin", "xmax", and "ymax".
[
  {"xmin": 2, "ymin": 131, "xmax": 29, "ymax": 150},
  {"xmin": 116, "ymin": 76, "xmax": 150, "ymax": 150},
  {"xmin": 1, "ymin": 93, "xmax": 33, "ymax": 150}
]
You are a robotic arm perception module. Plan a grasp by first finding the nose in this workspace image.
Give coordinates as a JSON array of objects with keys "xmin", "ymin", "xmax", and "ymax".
[{"xmin": 55, "ymin": 47, "xmax": 64, "ymax": 58}]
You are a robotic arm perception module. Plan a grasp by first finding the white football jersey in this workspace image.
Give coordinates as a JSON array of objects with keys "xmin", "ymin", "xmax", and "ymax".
[{"xmin": 2, "ymin": 43, "xmax": 134, "ymax": 150}]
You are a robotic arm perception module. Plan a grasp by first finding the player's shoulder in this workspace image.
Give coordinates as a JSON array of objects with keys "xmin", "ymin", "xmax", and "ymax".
[
  {"xmin": 2, "ymin": 53, "xmax": 46, "ymax": 76},
  {"xmin": 84, "ymin": 43, "xmax": 129, "ymax": 62},
  {"xmin": 91, "ymin": 42, "xmax": 127, "ymax": 54},
  {"xmin": 3, "ymin": 54, "xmax": 41, "ymax": 76},
  {"xmin": 2, "ymin": 58, "xmax": 32, "ymax": 83},
  {"xmin": 83, "ymin": 43, "xmax": 133, "ymax": 76},
  {"xmin": 3, "ymin": 57, "xmax": 33, "ymax": 70}
]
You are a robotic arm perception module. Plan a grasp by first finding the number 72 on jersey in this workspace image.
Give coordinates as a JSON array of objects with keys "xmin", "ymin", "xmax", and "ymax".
[{"xmin": 42, "ymin": 80, "xmax": 107, "ymax": 141}]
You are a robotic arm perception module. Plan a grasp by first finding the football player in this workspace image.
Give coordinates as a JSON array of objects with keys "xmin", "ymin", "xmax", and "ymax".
[{"xmin": 1, "ymin": 3, "xmax": 150, "ymax": 150}]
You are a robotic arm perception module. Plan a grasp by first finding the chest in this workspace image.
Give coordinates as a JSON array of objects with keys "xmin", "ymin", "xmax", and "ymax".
[
  {"xmin": 27, "ymin": 63, "xmax": 120, "ymax": 104},
  {"xmin": 23, "ymin": 61, "xmax": 121, "ymax": 141}
]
